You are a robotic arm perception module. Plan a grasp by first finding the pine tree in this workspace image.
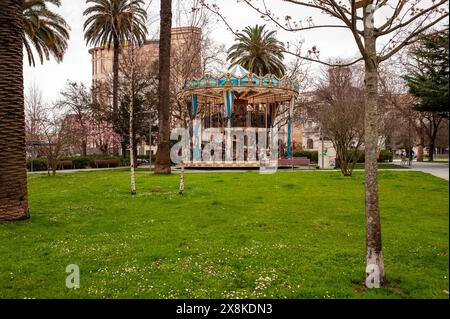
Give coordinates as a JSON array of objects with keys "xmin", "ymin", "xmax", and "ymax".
[
  {"xmin": 405, "ymin": 29, "xmax": 449, "ymax": 115},
  {"xmin": 404, "ymin": 29, "xmax": 449, "ymax": 161}
]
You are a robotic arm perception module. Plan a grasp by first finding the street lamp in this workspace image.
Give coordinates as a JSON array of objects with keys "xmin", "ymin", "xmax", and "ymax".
[
  {"xmin": 140, "ymin": 110, "xmax": 153, "ymax": 171},
  {"xmin": 149, "ymin": 121, "xmax": 152, "ymax": 171},
  {"xmin": 320, "ymin": 129, "xmax": 325, "ymax": 169},
  {"xmin": 350, "ymin": 0, "xmax": 369, "ymax": 9},
  {"xmin": 408, "ymin": 110, "xmax": 412, "ymax": 166}
]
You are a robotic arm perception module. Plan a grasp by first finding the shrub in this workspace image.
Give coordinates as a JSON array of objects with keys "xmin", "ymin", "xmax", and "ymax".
[
  {"xmin": 378, "ymin": 150, "xmax": 393, "ymax": 162},
  {"xmin": 354, "ymin": 150, "xmax": 365, "ymax": 163},
  {"xmin": 292, "ymin": 150, "xmax": 319, "ymax": 163},
  {"xmin": 27, "ymin": 158, "xmax": 48, "ymax": 171},
  {"xmin": 71, "ymin": 156, "xmax": 91, "ymax": 169},
  {"xmin": 118, "ymin": 157, "xmax": 130, "ymax": 166},
  {"xmin": 344, "ymin": 150, "xmax": 393, "ymax": 163}
]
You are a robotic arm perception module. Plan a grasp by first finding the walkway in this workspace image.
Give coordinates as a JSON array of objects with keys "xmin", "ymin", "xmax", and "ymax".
[{"xmin": 404, "ymin": 161, "xmax": 449, "ymax": 181}]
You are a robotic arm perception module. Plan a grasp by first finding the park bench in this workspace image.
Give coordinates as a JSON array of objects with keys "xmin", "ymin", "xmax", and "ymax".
[
  {"xmin": 278, "ymin": 157, "xmax": 311, "ymax": 169},
  {"xmin": 57, "ymin": 160, "xmax": 73, "ymax": 170},
  {"xmin": 94, "ymin": 159, "xmax": 119, "ymax": 168}
]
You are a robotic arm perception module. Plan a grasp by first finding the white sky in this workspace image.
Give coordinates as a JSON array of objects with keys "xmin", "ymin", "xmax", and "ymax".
[{"xmin": 23, "ymin": 0, "xmax": 447, "ymax": 102}]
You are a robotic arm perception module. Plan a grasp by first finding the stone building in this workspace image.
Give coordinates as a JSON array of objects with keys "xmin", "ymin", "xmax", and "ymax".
[
  {"xmin": 89, "ymin": 27, "xmax": 202, "ymax": 84},
  {"xmin": 88, "ymin": 27, "xmax": 202, "ymax": 157}
]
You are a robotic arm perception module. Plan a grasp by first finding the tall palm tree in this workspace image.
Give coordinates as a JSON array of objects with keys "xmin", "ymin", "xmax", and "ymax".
[
  {"xmin": 23, "ymin": 0, "xmax": 70, "ymax": 66},
  {"xmin": 227, "ymin": 25, "xmax": 286, "ymax": 78},
  {"xmin": 83, "ymin": 0, "xmax": 147, "ymax": 129},
  {"xmin": 154, "ymin": 0, "xmax": 172, "ymax": 174},
  {"xmin": 0, "ymin": 0, "xmax": 30, "ymax": 222}
]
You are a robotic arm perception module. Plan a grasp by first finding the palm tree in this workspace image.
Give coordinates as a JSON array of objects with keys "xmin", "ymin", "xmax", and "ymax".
[
  {"xmin": 83, "ymin": 0, "xmax": 147, "ymax": 130},
  {"xmin": 23, "ymin": 0, "xmax": 70, "ymax": 66},
  {"xmin": 0, "ymin": 0, "xmax": 30, "ymax": 222},
  {"xmin": 227, "ymin": 25, "xmax": 286, "ymax": 78},
  {"xmin": 154, "ymin": 0, "xmax": 172, "ymax": 174}
]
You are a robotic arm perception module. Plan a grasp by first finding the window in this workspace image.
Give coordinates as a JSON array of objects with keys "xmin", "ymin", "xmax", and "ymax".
[{"xmin": 307, "ymin": 139, "xmax": 314, "ymax": 149}]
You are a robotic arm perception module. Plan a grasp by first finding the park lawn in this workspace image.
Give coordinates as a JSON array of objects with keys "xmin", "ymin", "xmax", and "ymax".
[
  {"xmin": 353, "ymin": 163, "xmax": 409, "ymax": 169},
  {"xmin": 0, "ymin": 169, "xmax": 448, "ymax": 299}
]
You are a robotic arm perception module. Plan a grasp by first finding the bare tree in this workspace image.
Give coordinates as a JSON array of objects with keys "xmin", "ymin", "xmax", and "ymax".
[
  {"xmin": 305, "ymin": 66, "xmax": 365, "ymax": 176},
  {"xmin": 170, "ymin": 0, "xmax": 223, "ymax": 128},
  {"xmin": 25, "ymin": 83, "xmax": 47, "ymax": 147},
  {"xmin": 119, "ymin": 43, "xmax": 159, "ymax": 194},
  {"xmin": 200, "ymin": 0, "xmax": 449, "ymax": 286},
  {"xmin": 57, "ymin": 82, "xmax": 92, "ymax": 156},
  {"xmin": 40, "ymin": 110, "xmax": 72, "ymax": 176}
]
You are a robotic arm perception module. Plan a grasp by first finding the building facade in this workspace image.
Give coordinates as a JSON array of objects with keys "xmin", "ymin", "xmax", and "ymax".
[{"xmin": 88, "ymin": 27, "xmax": 202, "ymax": 157}]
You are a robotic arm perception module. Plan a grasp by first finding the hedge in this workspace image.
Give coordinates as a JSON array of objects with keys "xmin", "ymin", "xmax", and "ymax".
[
  {"xmin": 71, "ymin": 156, "xmax": 91, "ymax": 169},
  {"xmin": 345, "ymin": 150, "xmax": 393, "ymax": 163},
  {"xmin": 27, "ymin": 158, "xmax": 48, "ymax": 171},
  {"xmin": 378, "ymin": 150, "xmax": 393, "ymax": 162},
  {"xmin": 28, "ymin": 155, "xmax": 133, "ymax": 171},
  {"xmin": 292, "ymin": 151, "xmax": 319, "ymax": 163}
]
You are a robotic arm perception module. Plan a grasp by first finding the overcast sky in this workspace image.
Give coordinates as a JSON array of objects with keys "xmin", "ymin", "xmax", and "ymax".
[{"xmin": 23, "ymin": 0, "xmax": 445, "ymax": 102}]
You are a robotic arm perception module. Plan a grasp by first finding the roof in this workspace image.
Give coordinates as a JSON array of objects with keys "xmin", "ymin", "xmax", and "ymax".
[
  {"xmin": 228, "ymin": 64, "xmax": 250, "ymax": 78},
  {"xmin": 181, "ymin": 64, "xmax": 299, "ymax": 104}
]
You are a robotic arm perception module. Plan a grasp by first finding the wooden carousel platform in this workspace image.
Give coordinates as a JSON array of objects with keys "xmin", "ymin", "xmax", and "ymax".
[
  {"xmin": 181, "ymin": 161, "xmax": 261, "ymax": 168},
  {"xmin": 179, "ymin": 157, "xmax": 314, "ymax": 170}
]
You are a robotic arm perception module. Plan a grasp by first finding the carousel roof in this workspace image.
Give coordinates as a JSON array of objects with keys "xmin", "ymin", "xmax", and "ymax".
[
  {"xmin": 228, "ymin": 64, "xmax": 250, "ymax": 78},
  {"xmin": 181, "ymin": 64, "xmax": 299, "ymax": 104}
]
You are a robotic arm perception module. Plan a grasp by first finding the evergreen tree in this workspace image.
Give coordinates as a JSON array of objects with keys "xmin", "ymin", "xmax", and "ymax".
[
  {"xmin": 405, "ymin": 29, "xmax": 449, "ymax": 115},
  {"xmin": 404, "ymin": 29, "xmax": 449, "ymax": 161}
]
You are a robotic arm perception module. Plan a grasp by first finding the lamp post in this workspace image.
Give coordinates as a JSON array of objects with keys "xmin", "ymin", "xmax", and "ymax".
[
  {"xmin": 408, "ymin": 111, "xmax": 412, "ymax": 166},
  {"xmin": 149, "ymin": 120, "xmax": 152, "ymax": 171},
  {"xmin": 320, "ymin": 129, "xmax": 325, "ymax": 169},
  {"xmin": 139, "ymin": 110, "xmax": 153, "ymax": 171},
  {"xmin": 350, "ymin": 0, "xmax": 369, "ymax": 9}
]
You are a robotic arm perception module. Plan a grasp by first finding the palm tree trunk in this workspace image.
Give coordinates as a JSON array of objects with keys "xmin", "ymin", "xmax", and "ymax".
[
  {"xmin": 363, "ymin": 14, "xmax": 384, "ymax": 287},
  {"xmin": 154, "ymin": 0, "xmax": 172, "ymax": 174},
  {"xmin": 0, "ymin": 0, "xmax": 30, "ymax": 222},
  {"xmin": 112, "ymin": 36, "xmax": 120, "ymax": 156}
]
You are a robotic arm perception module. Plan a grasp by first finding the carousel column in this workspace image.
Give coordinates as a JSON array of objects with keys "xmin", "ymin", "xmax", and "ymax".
[
  {"xmin": 224, "ymin": 90, "xmax": 234, "ymax": 128},
  {"xmin": 191, "ymin": 94, "xmax": 201, "ymax": 163},
  {"xmin": 287, "ymin": 97, "xmax": 296, "ymax": 159},
  {"xmin": 224, "ymin": 90, "xmax": 234, "ymax": 163}
]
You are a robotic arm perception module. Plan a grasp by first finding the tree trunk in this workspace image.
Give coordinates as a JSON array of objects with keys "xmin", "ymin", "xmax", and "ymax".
[
  {"xmin": 336, "ymin": 148, "xmax": 352, "ymax": 177},
  {"xmin": 417, "ymin": 144, "xmax": 424, "ymax": 162},
  {"xmin": 121, "ymin": 141, "xmax": 127, "ymax": 159},
  {"xmin": 82, "ymin": 139, "xmax": 87, "ymax": 156},
  {"xmin": 112, "ymin": 36, "xmax": 120, "ymax": 156},
  {"xmin": 0, "ymin": 0, "xmax": 30, "ymax": 222},
  {"xmin": 428, "ymin": 140, "xmax": 435, "ymax": 162},
  {"xmin": 363, "ymin": 13, "xmax": 385, "ymax": 286},
  {"xmin": 154, "ymin": 0, "xmax": 172, "ymax": 174},
  {"xmin": 52, "ymin": 163, "xmax": 57, "ymax": 176}
]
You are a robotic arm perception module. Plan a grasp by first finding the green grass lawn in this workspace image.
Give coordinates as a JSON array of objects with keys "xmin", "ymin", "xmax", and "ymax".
[
  {"xmin": 0, "ymin": 169, "xmax": 448, "ymax": 299},
  {"xmin": 353, "ymin": 163, "xmax": 409, "ymax": 169}
]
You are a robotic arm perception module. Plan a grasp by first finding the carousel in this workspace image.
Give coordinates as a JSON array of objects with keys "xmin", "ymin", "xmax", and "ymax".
[{"xmin": 179, "ymin": 64, "xmax": 299, "ymax": 168}]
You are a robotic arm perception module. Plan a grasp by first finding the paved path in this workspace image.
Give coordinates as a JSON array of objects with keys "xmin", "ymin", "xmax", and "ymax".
[{"xmin": 401, "ymin": 161, "xmax": 449, "ymax": 181}]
